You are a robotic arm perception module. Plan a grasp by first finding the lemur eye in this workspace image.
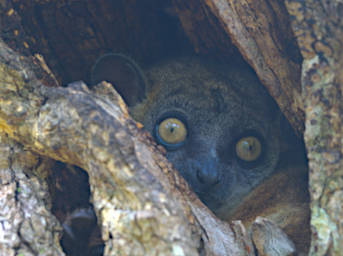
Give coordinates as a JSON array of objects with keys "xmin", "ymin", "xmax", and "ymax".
[
  {"xmin": 235, "ymin": 136, "xmax": 262, "ymax": 162},
  {"xmin": 155, "ymin": 117, "xmax": 187, "ymax": 149}
]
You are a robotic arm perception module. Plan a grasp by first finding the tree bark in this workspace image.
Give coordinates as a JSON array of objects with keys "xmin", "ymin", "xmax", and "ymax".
[
  {"xmin": 5, "ymin": 0, "xmax": 342, "ymax": 255},
  {"xmin": 2, "ymin": 0, "xmax": 305, "ymax": 136},
  {"xmin": 285, "ymin": 1, "xmax": 343, "ymax": 255},
  {"xmin": 172, "ymin": 0, "xmax": 304, "ymax": 135},
  {"xmin": 0, "ymin": 39, "xmax": 257, "ymax": 255},
  {"xmin": 0, "ymin": 135, "xmax": 63, "ymax": 255}
]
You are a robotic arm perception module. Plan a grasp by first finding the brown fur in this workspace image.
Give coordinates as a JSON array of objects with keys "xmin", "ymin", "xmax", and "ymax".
[{"xmin": 229, "ymin": 155, "xmax": 310, "ymax": 253}]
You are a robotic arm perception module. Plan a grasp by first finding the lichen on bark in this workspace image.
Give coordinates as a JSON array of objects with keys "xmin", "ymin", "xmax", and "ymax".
[
  {"xmin": 286, "ymin": 0, "xmax": 343, "ymax": 254},
  {"xmin": 0, "ymin": 38, "xmax": 256, "ymax": 255},
  {"xmin": 0, "ymin": 134, "xmax": 63, "ymax": 255}
]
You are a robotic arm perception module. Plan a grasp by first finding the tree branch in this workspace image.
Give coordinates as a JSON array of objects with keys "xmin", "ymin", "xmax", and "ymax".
[{"xmin": 0, "ymin": 39, "xmax": 254, "ymax": 255}]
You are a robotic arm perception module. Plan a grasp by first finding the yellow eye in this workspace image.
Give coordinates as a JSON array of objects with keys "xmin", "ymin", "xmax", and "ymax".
[
  {"xmin": 235, "ymin": 136, "xmax": 262, "ymax": 162},
  {"xmin": 157, "ymin": 118, "xmax": 187, "ymax": 146}
]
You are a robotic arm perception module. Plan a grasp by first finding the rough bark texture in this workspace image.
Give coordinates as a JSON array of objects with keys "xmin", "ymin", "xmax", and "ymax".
[
  {"xmin": 0, "ymin": 0, "xmax": 316, "ymax": 255},
  {"xmin": 1, "ymin": 0, "xmax": 304, "ymax": 134},
  {"xmin": 0, "ymin": 135, "xmax": 63, "ymax": 255},
  {"xmin": 285, "ymin": 1, "xmax": 343, "ymax": 255},
  {"xmin": 172, "ymin": 0, "xmax": 304, "ymax": 136},
  {"xmin": 0, "ymin": 39, "xmax": 259, "ymax": 255}
]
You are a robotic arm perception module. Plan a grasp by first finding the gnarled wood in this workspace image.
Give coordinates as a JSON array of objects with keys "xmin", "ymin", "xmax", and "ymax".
[
  {"xmin": 0, "ymin": 38, "xmax": 256, "ymax": 255},
  {"xmin": 173, "ymin": 0, "xmax": 304, "ymax": 136},
  {"xmin": 0, "ymin": 0, "xmax": 318, "ymax": 255},
  {"xmin": 3, "ymin": 0, "xmax": 304, "ymax": 136}
]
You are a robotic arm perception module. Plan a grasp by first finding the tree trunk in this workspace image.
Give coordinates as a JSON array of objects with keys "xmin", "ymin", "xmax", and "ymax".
[
  {"xmin": 285, "ymin": 1, "xmax": 343, "ymax": 255},
  {"xmin": 0, "ymin": 135, "xmax": 63, "ymax": 255},
  {"xmin": 1, "ymin": 0, "xmax": 342, "ymax": 255},
  {"xmin": 0, "ymin": 39, "xmax": 256, "ymax": 255},
  {"xmin": 173, "ymin": 0, "xmax": 304, "ymax": 135}
]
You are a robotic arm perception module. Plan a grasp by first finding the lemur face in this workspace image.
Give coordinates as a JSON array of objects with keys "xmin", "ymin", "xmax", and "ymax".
[{"xmin": 91, "ymin": 54, "xmax": 281, "ymax": 218}]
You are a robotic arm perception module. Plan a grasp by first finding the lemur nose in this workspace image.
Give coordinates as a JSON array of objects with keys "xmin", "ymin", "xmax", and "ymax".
[{"xmin": 191, "ymin": 158, "xmax": 220, "ymax": 186}]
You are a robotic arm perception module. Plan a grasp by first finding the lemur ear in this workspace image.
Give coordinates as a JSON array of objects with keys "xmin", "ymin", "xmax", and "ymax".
[{"xmin": 91, "ymin": 53, "xmax": 146, "ymax": 106}]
